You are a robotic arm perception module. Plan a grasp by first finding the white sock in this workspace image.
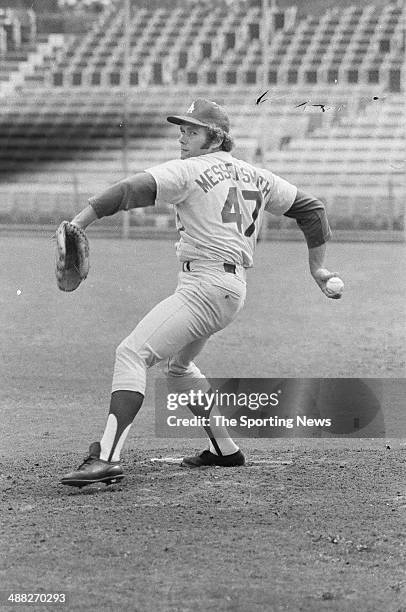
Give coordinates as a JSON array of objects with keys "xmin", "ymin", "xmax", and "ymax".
[
  {"xmin": 207, "ymin": 406, "xmax": 239, "ymax": 456},
  {"xmin": 208, "ymin": 438, "xmax": 239, "ymax": 456},
  {"xmin": 100, "ymin": 414, "xmax": 131, "ymax": 462}
]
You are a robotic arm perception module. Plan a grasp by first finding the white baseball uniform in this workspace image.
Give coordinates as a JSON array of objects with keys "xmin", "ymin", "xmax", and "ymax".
[
  {"xmin": 61, "ymin": 98, "xmax": 332, "ymax": 478},
  {"xmin": 111, "ymin": 150, "xmax": 297, "ymax": 397}
]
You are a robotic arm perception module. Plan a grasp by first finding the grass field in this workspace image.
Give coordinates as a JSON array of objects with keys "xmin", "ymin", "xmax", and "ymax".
[{"xmin": 1, "ymin": 235, "xmax": 405, "ymax": 611}]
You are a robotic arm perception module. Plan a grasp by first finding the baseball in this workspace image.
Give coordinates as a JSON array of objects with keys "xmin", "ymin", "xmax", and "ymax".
[{"xmin": 326, "ymin": 277, "xmax": 344, "ymax": 295}]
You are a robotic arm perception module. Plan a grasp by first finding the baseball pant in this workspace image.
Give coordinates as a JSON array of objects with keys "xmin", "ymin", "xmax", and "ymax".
[{"xmin": 112, "ymin": 262, "xmax": 247, "ymax": 395}]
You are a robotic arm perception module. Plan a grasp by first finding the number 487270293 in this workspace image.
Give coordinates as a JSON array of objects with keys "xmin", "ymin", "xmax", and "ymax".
[{"xmin": 221, "ymin": 187, "xmax": 262, "ymax": 237}]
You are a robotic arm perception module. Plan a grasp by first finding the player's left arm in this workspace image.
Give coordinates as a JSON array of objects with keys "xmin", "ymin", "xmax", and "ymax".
[
  {"xmin": 284, "ymin": 190, "xmax": 343, "ymax": 299},
  {"xmin": 71, "ymin": 172, "xmax": 157, "ymax": 229}
]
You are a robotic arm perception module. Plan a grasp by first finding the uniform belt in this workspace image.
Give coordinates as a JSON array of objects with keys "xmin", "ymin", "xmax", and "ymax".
[{"xmin": 182, "ymin": 261, "xmax": 236, "ymax": 274}]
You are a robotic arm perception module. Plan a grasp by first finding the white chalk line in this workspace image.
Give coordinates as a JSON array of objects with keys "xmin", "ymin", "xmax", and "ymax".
[{"xmin": 150, "ymin": 457, "xmax": 293, "ymax": 466}]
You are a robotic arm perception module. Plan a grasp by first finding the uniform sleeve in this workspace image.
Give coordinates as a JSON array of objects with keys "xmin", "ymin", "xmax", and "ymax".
[
  {"xmin": 89, "ymin": 172, "xmax": 157, "ymax": 218},
  {"xmin": 145, "ymin": 159, "xmax": 191, "ymax": 206},
  {"xmin": 284, "ymin": 189, "xmax": 332, "ymax": 248},
  {"xmin": 264, "ymin": 172, "xmax": 297, "ymax": 216}
]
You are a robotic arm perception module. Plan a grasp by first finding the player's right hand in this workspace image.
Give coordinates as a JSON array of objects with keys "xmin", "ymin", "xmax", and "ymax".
[{"xmin": 312, "ymin": 268, "xmax": 343, "ymax": 299}]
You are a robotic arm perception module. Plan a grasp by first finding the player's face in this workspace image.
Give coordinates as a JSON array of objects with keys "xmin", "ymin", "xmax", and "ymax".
[{"xmin": 178, "ymin": 124, "xmax": 212, "ymax": 159}]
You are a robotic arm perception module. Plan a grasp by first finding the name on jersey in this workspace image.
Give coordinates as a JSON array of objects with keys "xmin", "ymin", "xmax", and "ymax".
[{"xmin": 195, "ymin": 161, "xmax": 271, "ymax": 198}]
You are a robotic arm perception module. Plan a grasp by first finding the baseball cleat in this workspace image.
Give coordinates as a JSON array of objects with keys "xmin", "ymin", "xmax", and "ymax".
[
  {"xmin": 60, "ymin": 442, "xmax": 124, "ymax": 488},
  {"xmin": 182, "ymin": 449, "xmax": 245, "ymax": 468}
]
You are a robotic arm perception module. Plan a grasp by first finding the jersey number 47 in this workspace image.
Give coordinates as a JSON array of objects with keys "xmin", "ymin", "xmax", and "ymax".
[{"xmin": 221, "ymin": 187, "xmax": 262, "ymax": 237}]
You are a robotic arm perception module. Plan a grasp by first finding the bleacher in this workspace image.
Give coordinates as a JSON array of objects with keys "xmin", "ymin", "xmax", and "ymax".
[
  {"xmin": 12, "ymin": 0, "xmax": 402, "ymax": 91},
  {"xmin": 0, "ymin": 0, "xmax": 404, "ymax": 233},
  {"xmin": 0, "ymin": 6, "xmax": 64, "ymax": 94}
]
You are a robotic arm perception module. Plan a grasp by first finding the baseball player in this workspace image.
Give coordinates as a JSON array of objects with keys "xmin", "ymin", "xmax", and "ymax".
[{"xmin": 60, "ymin": 98, "xmax": 340, "ymax": 488}]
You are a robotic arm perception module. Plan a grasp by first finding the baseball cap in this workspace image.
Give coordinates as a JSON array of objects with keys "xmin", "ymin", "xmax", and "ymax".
[{"xmin": 167, "ymin": 98, "xmax": 230, "ymax": 133}]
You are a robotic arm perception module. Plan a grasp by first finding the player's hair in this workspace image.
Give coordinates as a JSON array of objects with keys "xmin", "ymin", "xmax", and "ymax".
[{"xmin": 204, "ymin": 126, "xmax": 234, "ymax": 152}]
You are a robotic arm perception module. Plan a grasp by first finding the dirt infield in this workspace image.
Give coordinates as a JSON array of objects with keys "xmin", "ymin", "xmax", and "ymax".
[
  {"xmin": 2, "ymin": 442, "xmax": 406, "ymax": 612},
  {"xmin": 1, "ymin": 236, "xmax": 405, "ymax": 611}
]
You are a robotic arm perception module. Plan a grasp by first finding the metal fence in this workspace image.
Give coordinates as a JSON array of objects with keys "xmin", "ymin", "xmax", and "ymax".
[{"xmin": 0, "ymin": 182, "xmax": 404, "ymax": 239}]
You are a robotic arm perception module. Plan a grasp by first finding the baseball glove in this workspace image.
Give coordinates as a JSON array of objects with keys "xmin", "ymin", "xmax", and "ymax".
[{"xmin": 55, "ymin": 221, "xmax": 89, "ymax": 292}]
